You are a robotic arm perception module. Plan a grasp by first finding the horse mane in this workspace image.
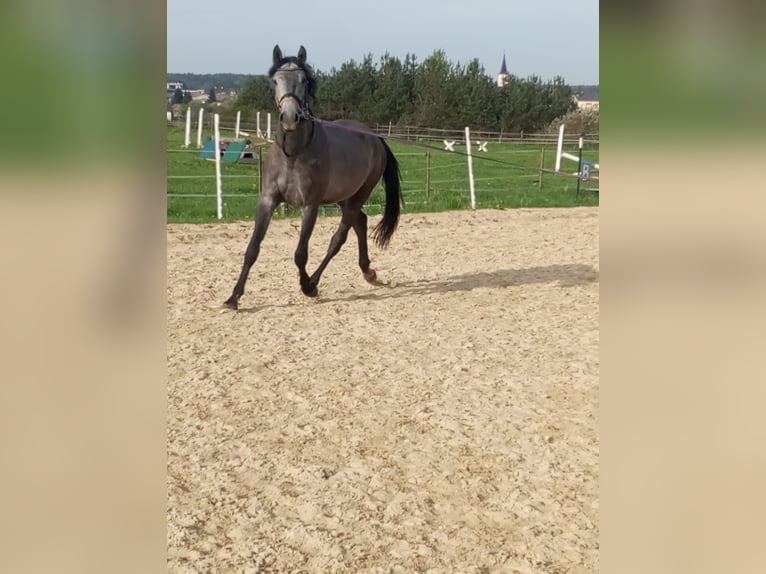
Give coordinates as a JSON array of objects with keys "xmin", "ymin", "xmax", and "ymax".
[{"xmin": 268, "ymin": 57, "xmax": 317, "ymax": 99}]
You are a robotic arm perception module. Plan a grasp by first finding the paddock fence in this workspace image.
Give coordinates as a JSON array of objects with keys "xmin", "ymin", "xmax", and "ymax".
[{"xmin": 167, "ymin": 110, "xmax": 599, "ymax": 221}]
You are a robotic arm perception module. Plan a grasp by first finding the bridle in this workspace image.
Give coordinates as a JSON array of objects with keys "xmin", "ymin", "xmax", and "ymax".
[
  {"xmin": 273, "ymin": 66, "xmax": 315, "ymax": 156},
  {"xmin": 274, "ymin": 67, "xmax": 313, "ymax": 122},
  {"xmin": 276, "ymin": 93, "xmax": 313, "ymax": 121}
]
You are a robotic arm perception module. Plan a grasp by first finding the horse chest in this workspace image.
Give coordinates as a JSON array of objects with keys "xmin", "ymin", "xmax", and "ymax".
[
  {"xmin": 277, "ymin": 172, "xmax": 311, "ymax": 207},
  {"xmin": 276, "ymin": 161, "xmax": 321, "ymax": 207}
]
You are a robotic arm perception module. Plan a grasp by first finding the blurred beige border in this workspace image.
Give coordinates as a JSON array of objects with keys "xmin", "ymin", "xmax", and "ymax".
[
  {"xmin": 602, "ymin": 0, "xmax": 766, "ymax": 558},
  {"xmin": 0, "ymin": 1, "xmax": 167, "ymax": 573}
]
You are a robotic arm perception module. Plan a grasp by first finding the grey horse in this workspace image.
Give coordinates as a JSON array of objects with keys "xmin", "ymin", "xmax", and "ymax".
[{"xmin": 224, "ymin": 45, "xmax": 402, "ymax": 310}]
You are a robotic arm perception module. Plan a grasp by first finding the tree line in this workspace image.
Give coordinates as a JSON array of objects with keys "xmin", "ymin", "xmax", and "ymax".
[{"xmin": 237, "ymin": 50, "xmax": 578, "ymax": 133}]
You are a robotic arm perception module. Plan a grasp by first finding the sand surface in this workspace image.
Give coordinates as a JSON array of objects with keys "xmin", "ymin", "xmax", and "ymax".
[{"xmin": 167, "ymin": 207, "xmax": 599, "ymax": 573}]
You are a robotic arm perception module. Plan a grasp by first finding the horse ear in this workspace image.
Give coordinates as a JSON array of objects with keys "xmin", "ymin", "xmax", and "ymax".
[
  {"xmin": 297, "ymin": 46, "xmax": 307, "ymax": 64},
  {"xmin": 272, "ymin": 45, "xmax": 283, "ymax": 67}
]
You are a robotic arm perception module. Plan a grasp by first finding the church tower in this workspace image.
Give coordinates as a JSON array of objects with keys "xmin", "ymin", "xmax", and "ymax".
[{"xmin": 497, "ymin": 52, "xmax": 510, "ymax": 87}]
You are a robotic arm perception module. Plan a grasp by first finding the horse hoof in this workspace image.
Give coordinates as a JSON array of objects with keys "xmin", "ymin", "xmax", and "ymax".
[
  {"xmin": 363, "ymin": 269, "xmax": 377, "ymax": 283},
  {"xmin": 302, "ymin": 284, "xmax": 318, "ymax": 297},
  {"xmin": 223, "ymin": 296, "xmax": 239, "ymax": 310}
]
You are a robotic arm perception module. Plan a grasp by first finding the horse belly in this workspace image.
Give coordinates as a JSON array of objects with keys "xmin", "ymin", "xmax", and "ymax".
[
  {"xmin": 323, "ymin": 149, "xmax": 382, "ymax": 203},
  {"xmin": 323, "ymin": 172, "xmax": 368, "ymax": 203}
]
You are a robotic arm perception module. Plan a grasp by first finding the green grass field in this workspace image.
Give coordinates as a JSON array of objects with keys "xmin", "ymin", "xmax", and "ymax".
[{"xmin": 167, "ymin": 126, "xmax": 598, "ymax": 223}]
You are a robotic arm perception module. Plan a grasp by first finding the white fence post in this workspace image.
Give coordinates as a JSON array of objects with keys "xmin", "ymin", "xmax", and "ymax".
[
  {"xmin": 267, "ymin": 113, "xmax": 272, "ymax": 141},
  {"xmin": 214, "ymin": 114, "xmax": 223, "ymax": 220},
  {"xmin": 465, "ymin": 126, "xmax": 476, "ymax": 210},
  {"xmin": 184, "ymin": 108, "xmax": 191, "ymax": 148},
  {"xmin": 555, "ymin": 125, "xmax": 599, "ymax": 172},
  {"xmin": 235, "ymin": 110, "xmax": 241, "ymax": 138},
  {"xmin": 197, "ymin": 108, "xmax": 205, "ymax": 148},
  {"xmin": 555, "ymin": 124, "xmax": 565, "ymax": 172},
  {"xmin": 256, "ymin": 111, "xmax": 262, "ymax": 138}
]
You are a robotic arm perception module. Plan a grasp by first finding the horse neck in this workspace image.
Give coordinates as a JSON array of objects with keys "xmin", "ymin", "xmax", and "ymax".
[{"xmin": 276, "ymin": 119, "xmax": 315, "ymax": 157}]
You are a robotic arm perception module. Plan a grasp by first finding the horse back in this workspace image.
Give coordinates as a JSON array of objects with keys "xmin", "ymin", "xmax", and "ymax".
[{"xmin": 316, "ymin": 121, "xmax": 387, "ymax": 200}]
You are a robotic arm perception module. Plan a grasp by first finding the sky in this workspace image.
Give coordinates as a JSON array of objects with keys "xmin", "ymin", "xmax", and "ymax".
[{"xmin": 167, "ymin": 0, "xmax": 598, "ymax": 85}]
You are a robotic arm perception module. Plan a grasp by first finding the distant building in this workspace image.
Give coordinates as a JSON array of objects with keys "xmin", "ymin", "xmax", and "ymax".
[
  {"xmin": 188, "ymin": 89, "xmax": 208, "ymax": 102},
  {"xmin": 574, "ymin": 94, "xmax": 599, "ymax": 111},
  {"xmin": 497, "ymin": 52, "xmax": 510, "ymax": 87},
  {"xmin": 167, "ymin": 81, "xmax": 185, "ymax": 100},
  {"xmin": 573, "ymin": 86, "xmax": 599, "ymax": 111}
]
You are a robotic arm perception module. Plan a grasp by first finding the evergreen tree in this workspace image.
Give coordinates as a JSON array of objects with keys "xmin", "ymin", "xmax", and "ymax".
[
  {"xmin": 231, "ymin": 49, "xmax": 583, "ymax": 133},
  {"xmin": 238, "ymin": 76, "xmax": 272, "ymax": 111},
  {"xmin": 411, "ymin": 50, "xmax": 454, "ymax": 127},
  {"xmin": 172, "ymin": 87, "xmax": 184, "ymax": 104},
  {"xmin": 398, "ymin": 54, "xmax": 418, "ymax": 124},
  {"xmin": 356, "ymin": 54, "xmax": 377, "ymax": 121},
  {"xmin": 208, "ymin": 86, "xmax": 216, "ymax": 103},
  {"xmin": 451, "ymin": 59, "xmax": 496, "ymax": 130},
  {"xmin": 546, "ymin": 76, "xmax": 577, "ymax": 120},
  {"xmin": 373, "ymin": 54, "xmax": 410, "ymax": 125}
]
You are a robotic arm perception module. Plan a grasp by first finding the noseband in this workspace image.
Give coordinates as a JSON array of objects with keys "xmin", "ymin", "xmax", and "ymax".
[
  {"xmin": 276, "ymin": 93, "xmax": 313, "ymax": 121},
  {"xmin": 274, "ymin": 69, "xmax": 313, "ymax": 122},
  {"xmin": 273, "ymin": 65, "xmax": 315, "ymax": 156}
]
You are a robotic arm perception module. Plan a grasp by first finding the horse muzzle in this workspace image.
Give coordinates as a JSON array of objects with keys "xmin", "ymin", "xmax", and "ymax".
[{"xmin": 278, "ymin": 98, "xmax": 301, "ymax": 131}]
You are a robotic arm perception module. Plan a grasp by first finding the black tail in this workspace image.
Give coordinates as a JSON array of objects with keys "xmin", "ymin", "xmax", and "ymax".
[{"xmin": 372, "ymin": 140, "xmax": 402, "ymax": 249}]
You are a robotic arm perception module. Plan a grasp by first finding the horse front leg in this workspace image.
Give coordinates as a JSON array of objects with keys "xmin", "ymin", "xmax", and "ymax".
[
  {"xmin": 223, "ymin": 195, "xmax": 278, "ymax": 310},
  {"xmin": 295, "ymin": 204, "xmax": 319, "ymax": 296}
]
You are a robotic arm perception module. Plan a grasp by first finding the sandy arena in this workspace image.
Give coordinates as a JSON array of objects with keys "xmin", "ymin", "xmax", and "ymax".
[{"xmin": 167, "ymin": 207, "xmax": 599, "ymax": 573}]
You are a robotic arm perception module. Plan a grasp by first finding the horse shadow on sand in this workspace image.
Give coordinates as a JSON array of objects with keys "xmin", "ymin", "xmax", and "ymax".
[
  {"xmin": 317, "ymin": 263, "xmax": 599, "ymax": 305},
  {"xmin": 235, "ymin": 263, "xmax": 597, "ymax": 312}
]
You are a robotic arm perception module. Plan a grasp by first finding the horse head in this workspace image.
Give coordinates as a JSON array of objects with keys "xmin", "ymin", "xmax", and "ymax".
[{"xmin": 270, "ymin": 45, "xmax": 316, "ymax": 132}]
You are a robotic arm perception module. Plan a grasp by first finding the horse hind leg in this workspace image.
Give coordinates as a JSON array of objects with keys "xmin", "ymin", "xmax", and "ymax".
[{"xmin": 352, "ymin": 211, "xmax": 382, "ymax": 285}]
